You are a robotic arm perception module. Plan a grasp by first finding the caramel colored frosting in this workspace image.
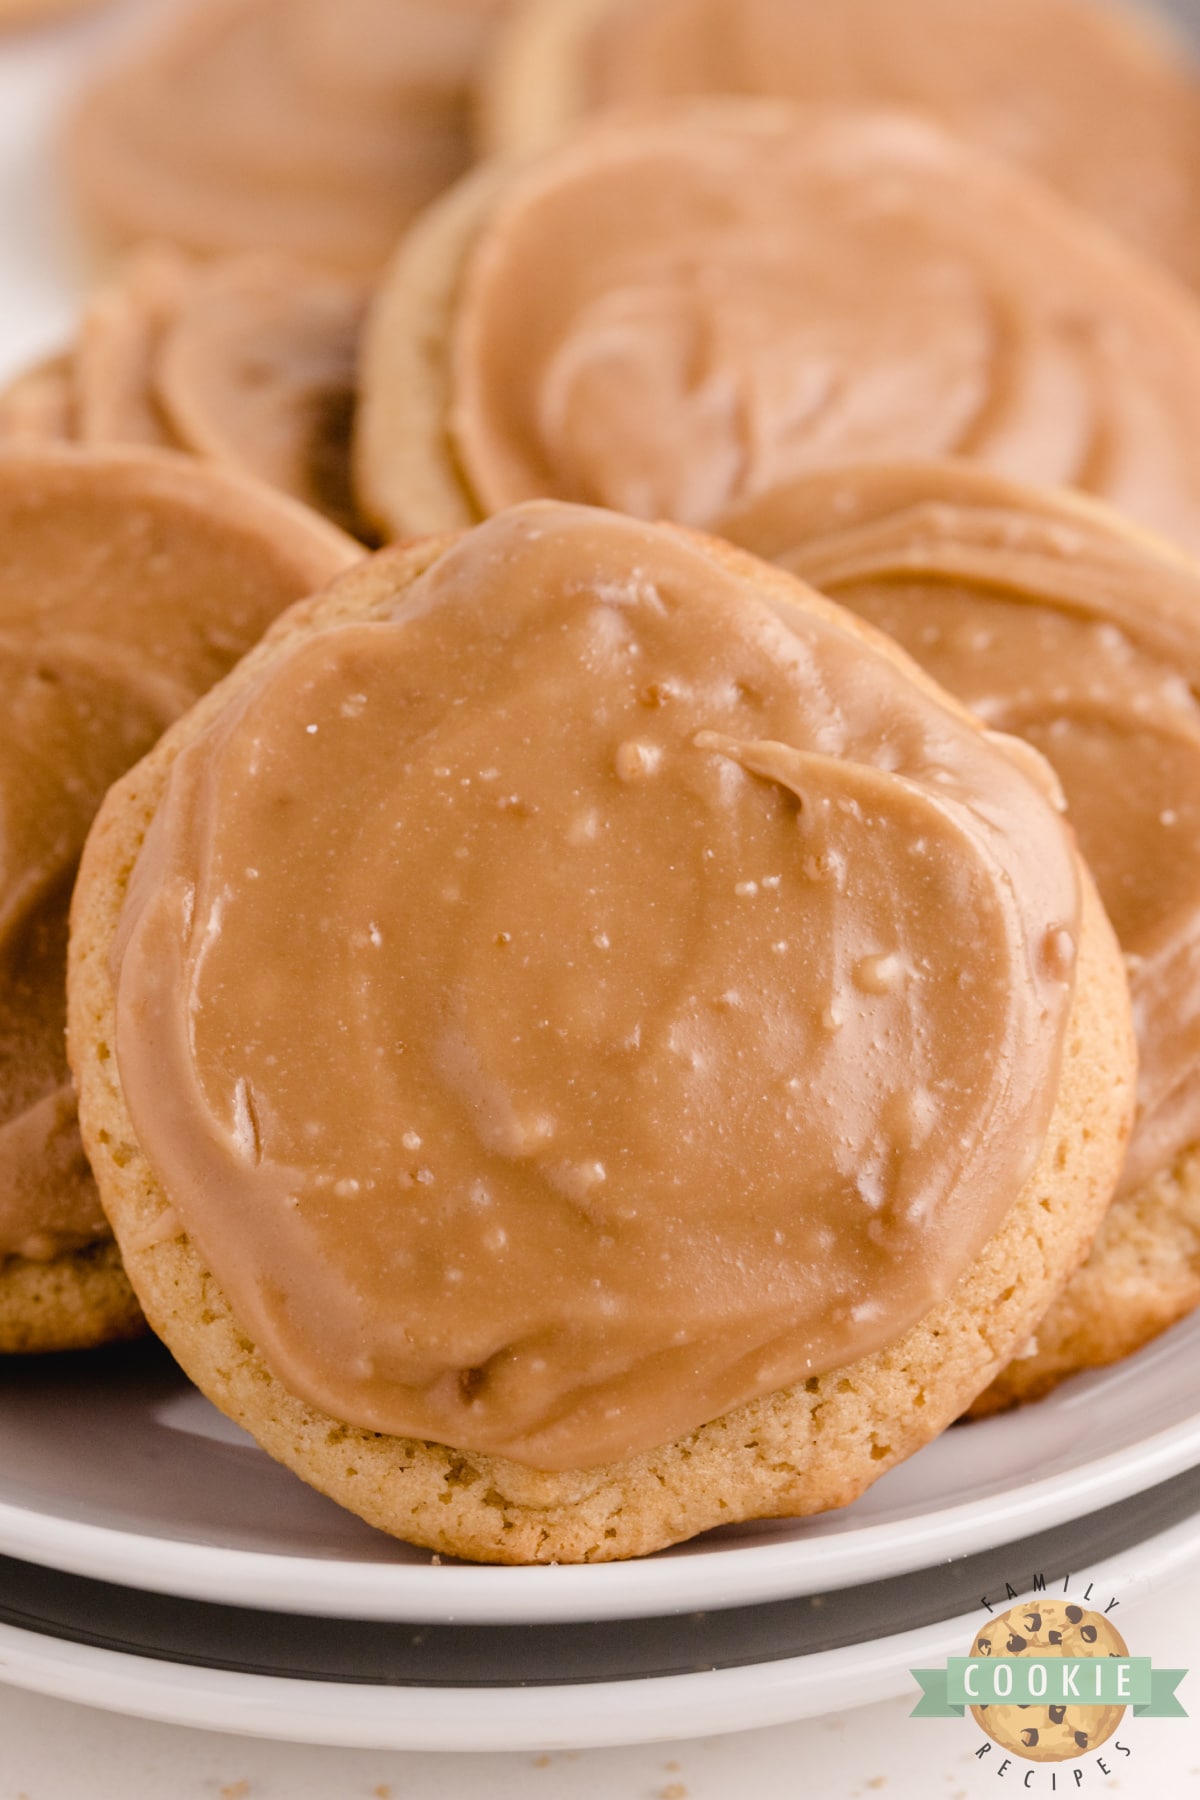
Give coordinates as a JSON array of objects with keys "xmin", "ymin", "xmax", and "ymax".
[
  {"xmin": 156, "ymin": 255, "xmax": 366, "ymax": 538},
  {"xmin": 76, "ymin": 246, "xmax": 190, "ymax": 449},
  {"xmin": 569, "ymin": 0, "xmax": 1200, "ymax": 291},
  {"xmin": 0, "ymin": 355, "xmax": 74, "ymax": 447},
  {"xmin": 447, "ymin": 108, "xmax": 1200, "ymax": 553},
  {"xmin": 1, "ymin": 247, "xmax": 367, "ymax": 538},
  {"xmin": 113, "ymin": 502, "xmax": 1080, "ymax": 1469},
  {"xmin": 720, "ymin": 463, "xmax": 1200, "ymax": 1196},
  {"xmin": 0, "ymin": 0, "xmax": 110, "ymax": 24},
  {"xmin": 65, "ymin": 0, "xmax": 509, "ymax": 274},
  {"xmin": 0, "ymin": 450, "xmax": 357, "ymax": 1264}
]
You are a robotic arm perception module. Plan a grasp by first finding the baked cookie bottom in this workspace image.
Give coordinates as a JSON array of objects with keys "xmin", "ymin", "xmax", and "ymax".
[
  {"xmin": 0, "ymin": 1238, "xmax": 145, "ymax": 1354},
  {"xmin": 68, "ymin": 533, "xmax": 1135, "ymax": 1564},
  {"xmin": 972, "ymin": 1144, "xmax": 1200, "ymax": 1415}
]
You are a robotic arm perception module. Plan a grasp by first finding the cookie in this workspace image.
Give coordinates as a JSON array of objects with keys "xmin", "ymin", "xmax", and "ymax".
[
  {"xmin": 355, "ymin": 104, "xmax": 1200, "ymax": 555},
  {"xmin": 0, "ymin": 0, "xmax": 110, "ymax": 27},
  {"xmin": 63, "ymin": 0, "xmax": 510, "ymax": 275},
  {"xmin": 0, "ymin": 1241, "xmax": 140, "ymax": 1356},
  {"xmin": 74, "ymin": 244, "xmax": 191, "ymax": 449},
  {"xmin": 0, "ymin": 246, "xmax": 370, "ymax": 537},
  {"xmin": 154, "ymin": 253, "xmax": 367, "ymax": 539},
  {"xmin": 977, "ymin": 1144, "xmax": 1200, "ymax": 1412},
  {"xmin": 718, "ymin": 459, "xmax": 1200, "ymax": 1406},
  {"xmin": 0, "ymin": 354, "xmax": 74, "ymax": 446},
  {"xmin": 481, "ymin": 0, "xmax": 1200, "ymax": 293},
  {"xmin": 0, "ymin": 447, "xmax": 358, "ymax": 1353},
  {"xmin": 68, "ymin": 500, "xmax": 1132, "ymax": 1559}
]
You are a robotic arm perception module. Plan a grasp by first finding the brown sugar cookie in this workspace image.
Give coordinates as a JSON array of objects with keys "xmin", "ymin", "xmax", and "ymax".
[
  {"xmin": 63, "ymin": 0, "xmax": 511, "ymax": 276},
  {"xmin": 68, "ymin": 500, "xmax": 1133, "ymax": 1560},
  {"xmin": 0, "ymin": 354, "xmax": 74, "ymax": 447},
  {"xmin": 481, "ymin": 0, "xmax": 1200, "ymax": 294},
  {"xmin": 0, "ymin": 249, "xmax": 185, "ymax": 454},
  {"xmin": 0, "ymin": 246, "xmax": 370, "ymax": 537},
  {"xmin": 355, "ymin": 105, "xmax": 1200, "ymax": 556},
  {"xmin": 718, "ymin": 459, "xmax": 1200, "ymax": 1408},
  {"xmin": 155, "ymin": 254, "xmax": 368, "ymax": 539},
  {"xmin": 0, "ymin": 447, "xmax": 358, "ymax": 1354},
  {"xmin": 0, "ymin": 0, "xmax": 111, "ymax": 28},
  {"xmin": 74, "ymin": 244, "xmax": 191, "ymax": 449}
]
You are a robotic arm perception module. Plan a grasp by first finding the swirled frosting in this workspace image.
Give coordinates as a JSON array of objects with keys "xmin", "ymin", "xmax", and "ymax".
[
  {"xmin": 156, "ymin": 254, "xmax": 367, "ymax": 537},
  {"xmin": 66, "ymin": 0, "xmax": 510, "ymax": 274},
  {"xmin": 448, "ymin": 108, "xmax": 1200, "ymax": 552},
  {"xmin": 17, "ymin": 246, "xmax": 368, "ymax": 538},
  {"xmin": 569, "ymin": 0, "xmax": 1200, "ymax": 291},
  {"xmin": 720, "ymin": 463, "xmax": 1200, "ymax": 1195},
  {"xmin": 0, "ymin": 450, "xmax": 357, "ymax": 1264},
  {"xmin": 112, "ymin": 502, "xmax": 1080, "ymax": 1468}
]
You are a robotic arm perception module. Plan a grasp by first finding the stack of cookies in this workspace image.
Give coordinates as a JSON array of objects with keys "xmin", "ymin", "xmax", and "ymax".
[{"xmin": 2, "ymin": 0, "xmax": 1199, "ymax": 1563}]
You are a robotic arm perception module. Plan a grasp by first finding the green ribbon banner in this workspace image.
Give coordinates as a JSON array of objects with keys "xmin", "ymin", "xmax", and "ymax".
[{"xmin": 910, "ymin": 1658, "xmax": 1187, "ymax": 1718}]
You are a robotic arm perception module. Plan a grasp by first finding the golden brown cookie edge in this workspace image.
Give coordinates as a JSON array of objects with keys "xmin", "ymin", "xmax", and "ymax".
[{"xmin": 0, "ymin": 1239, "xmax": 145, "ymax": 1354}]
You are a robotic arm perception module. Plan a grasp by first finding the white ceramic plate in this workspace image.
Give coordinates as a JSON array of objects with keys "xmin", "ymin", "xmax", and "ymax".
[
  {"xmin": 3, "ymin": 1318, "xmax": 1200, "ymax": 1624},
  {"xmin": 1, "ymin": 1465, "xmax": 1198, "ymax": 1751}
]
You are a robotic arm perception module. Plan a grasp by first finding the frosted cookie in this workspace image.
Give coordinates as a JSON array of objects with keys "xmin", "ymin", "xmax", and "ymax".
[
  {"xmin": 0, "ymin": 448, "xmax": 358, "ymax": 1353},
  {"xmin": 75, "ymin": 245, "xmax": 191, "ymax": 449},
  {"xmin": 69, "ymin": 501, "xmax": 1132, "ymax": 1560},
  {"xmin": 719, "ymin": 460, "xmax": 1200, "ymax": 1407},
  {"xmin": 0, "ymin": 247, "xmax": 369, "ymax": 537},
  {"xmin": 155, "ymin": 254, "xmax": 367, "ymax": 539},
  {"xmin": 0, "ymin": 0, "xmax": 110, "ymax": 27},
  {"xmin": 64, "ymin": 0, "xmax": 510, "ymax": 275},
  {"xmin": 355, "ymin": 105, "xmax": 1200, "ymax": 555},
  {"xmin": 0, "ymin": 355, "xmax": 74, "ymax": 447},
  {"xmin": 481, "ymin": 0, "xmax": 1200, "ymax": 293}
]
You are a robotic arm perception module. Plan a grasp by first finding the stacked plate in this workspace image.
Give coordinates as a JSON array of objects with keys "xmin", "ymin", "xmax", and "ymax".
[{"xmin": 2, "ymin": 1319, "xmax": 1200, "ymax": 1751}]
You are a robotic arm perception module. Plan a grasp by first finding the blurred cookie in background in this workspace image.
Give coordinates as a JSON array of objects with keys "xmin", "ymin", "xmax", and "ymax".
[
  {"xmin": 356, "ymin": 104, "xmax": 1200, "ymax": 554},
  {"xmin": 65, "ymin": 0, "xmax": 511, "ymax": 275},
  {"xmin": 0, "ymin": 245, "xmax": 369, "ymax": 538},
  {"xmin": 0, "ymin": 446, "xmax": 358, "ymax": 1354},
  {"xmin": 0, "ymin": 0, "xmax": 111, "ymax": 28},
  {"xmin": 482, "ymin": 0, "xmax": 1200, "ymax": 291},
  {"xmin": 0, "ymin": 354, "xmax": 74, "ymax": 445}
]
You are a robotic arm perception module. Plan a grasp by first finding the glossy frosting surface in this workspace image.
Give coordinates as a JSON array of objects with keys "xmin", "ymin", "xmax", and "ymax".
[
  {"xmin": 113, "ymin": 503, "xmax": 1080, "ymax": 1467},
  {"xmin": 721, "ymin": 463, "xmax": 1200, "ymax": 1193},
  {"xmin": 450, "ymin": 109, "xmax": 1200, "ymax": 551},
  {"xmin": 0, "ymin": 450, "xmax": 356, "ymax": 1262},
  {"xmin": 581, "ymin": 0, "xmax": 1200, "ymax": 289}
]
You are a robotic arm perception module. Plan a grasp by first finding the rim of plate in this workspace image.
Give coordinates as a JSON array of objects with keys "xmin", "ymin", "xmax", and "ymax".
[
  {"xmin": 2, "ymin": 1399, "xmax": 1200, "ymax": 1624},
  {"xmin": 1, "ymin": 1498, "xmax": 1197, "ymax": 1752}
]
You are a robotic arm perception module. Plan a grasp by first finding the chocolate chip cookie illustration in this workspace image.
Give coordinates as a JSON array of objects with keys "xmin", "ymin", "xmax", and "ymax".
[{"xmin": 970, "ymin": 1601, "xmax": 1129, "ymax": 1762}]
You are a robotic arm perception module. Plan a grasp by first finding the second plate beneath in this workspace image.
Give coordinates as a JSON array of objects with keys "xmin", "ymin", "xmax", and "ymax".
[{"xmin": 1, "ymin": 1314, "xmax": 1199, "ymax": 1623}]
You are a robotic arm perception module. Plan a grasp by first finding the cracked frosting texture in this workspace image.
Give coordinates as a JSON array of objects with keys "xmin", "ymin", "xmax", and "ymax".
[
  {"xmin": 439, "ymin": 107, "xmax": 1200, "ymax": 553},
  {"xmin": 720, "ymin": 463, "xmax": 1200, "ymax": 1199},
  {"xmin": 486, "ymin": 0, "xmax": 1200, "ymax": 292},
  {"xmin": 111, "ymin": 502, "xmax": 1081, "ymax": 1470},
  {"xmin": 0, "ymin": 449, "xmax": 357, "ymax": 1268}
]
